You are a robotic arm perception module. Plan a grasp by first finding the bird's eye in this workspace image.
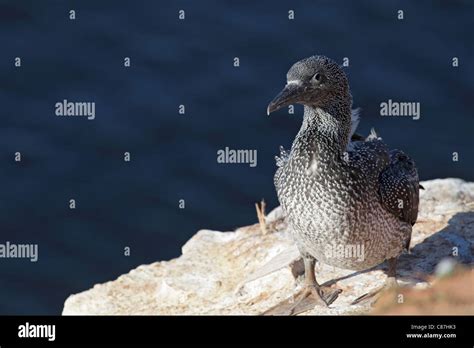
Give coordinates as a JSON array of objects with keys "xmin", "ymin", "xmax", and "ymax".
[{"xmin": 313, "ymin": 73, "xmax": 322, "ymax": 82}]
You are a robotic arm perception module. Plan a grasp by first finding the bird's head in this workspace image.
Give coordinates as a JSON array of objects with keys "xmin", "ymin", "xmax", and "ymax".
[{"xmin": 267, "ymin": 55, "xmax": 351, "ymax": 116}]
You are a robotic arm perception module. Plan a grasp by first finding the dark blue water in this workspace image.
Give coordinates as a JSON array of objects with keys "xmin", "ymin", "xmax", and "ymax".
[{"xmin": 0, "ymin": 0, "xmax": 472, "ymax": 314}]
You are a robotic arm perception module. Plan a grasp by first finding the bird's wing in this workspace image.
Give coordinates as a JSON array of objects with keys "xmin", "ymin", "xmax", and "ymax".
[
  {"xmin": 378, "ymin": 149, "xmax": 420, "ymax": 226},
  {"xmin": 347, "ymin": 132, "xmax": 419, "ymax": 251},
  {"xmin": 347, "ymin": 129, "xmax": 420, "ymax": 226},
  {"xmin": 346, "ymin": 129, "xmax": 391, "ymax": 182}
]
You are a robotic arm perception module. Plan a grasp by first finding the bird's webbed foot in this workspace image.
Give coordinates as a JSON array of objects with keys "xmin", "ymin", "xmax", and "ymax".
[
  {"xmin": 262, "ymin": 283, "xmax": 342, "ymax": 316},
  {"xmin": 352, "ymin": 257, "xmax": 399, "ymax": 305},
  {"xmin": 351, "ymin": 277, "xmax": 398, "ymax": 305}
]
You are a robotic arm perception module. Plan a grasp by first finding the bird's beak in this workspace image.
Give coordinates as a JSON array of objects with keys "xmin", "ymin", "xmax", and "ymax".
[{"xmin": 267, "ymin": 83, "xmax": 303, "ymax": 115}]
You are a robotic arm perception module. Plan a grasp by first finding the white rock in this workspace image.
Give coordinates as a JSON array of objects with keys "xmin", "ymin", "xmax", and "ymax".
[{"xmin": 63, "ymin": 178, "xmax": 474, "ymax": 315}]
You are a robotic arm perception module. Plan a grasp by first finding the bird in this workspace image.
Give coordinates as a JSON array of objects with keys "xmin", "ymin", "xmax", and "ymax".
[{"xmin": 265, "ymin": 55, "xmax": 420, "ymax": 315}]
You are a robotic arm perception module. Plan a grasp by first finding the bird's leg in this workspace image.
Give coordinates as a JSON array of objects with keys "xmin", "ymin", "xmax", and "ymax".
[
  {"xmin": 352, "ymin": 257, "xmax": 398, "ymax": 305},
  {"xmin": 285, "ymin": 256, "xmax": 342, "ymax": 315},
  {"xmin": 262, "ymin": 255, "xmax": 342, "ymax": 315}
]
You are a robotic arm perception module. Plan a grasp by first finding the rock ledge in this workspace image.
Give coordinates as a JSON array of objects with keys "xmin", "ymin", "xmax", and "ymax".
[{"xmin": 63, "ymin": 178, "xmax": 474, "ymax": 315}]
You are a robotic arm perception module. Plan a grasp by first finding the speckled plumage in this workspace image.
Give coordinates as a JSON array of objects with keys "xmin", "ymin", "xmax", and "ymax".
[{"xmin": 270, "ymin": 56, "xmax": 420, "ymax": 272}]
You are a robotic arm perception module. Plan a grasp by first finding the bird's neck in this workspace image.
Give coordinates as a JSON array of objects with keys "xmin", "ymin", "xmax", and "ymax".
[{"xmin": 292, "ymin": 105, "xmax": 351, "ymax": 158}]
